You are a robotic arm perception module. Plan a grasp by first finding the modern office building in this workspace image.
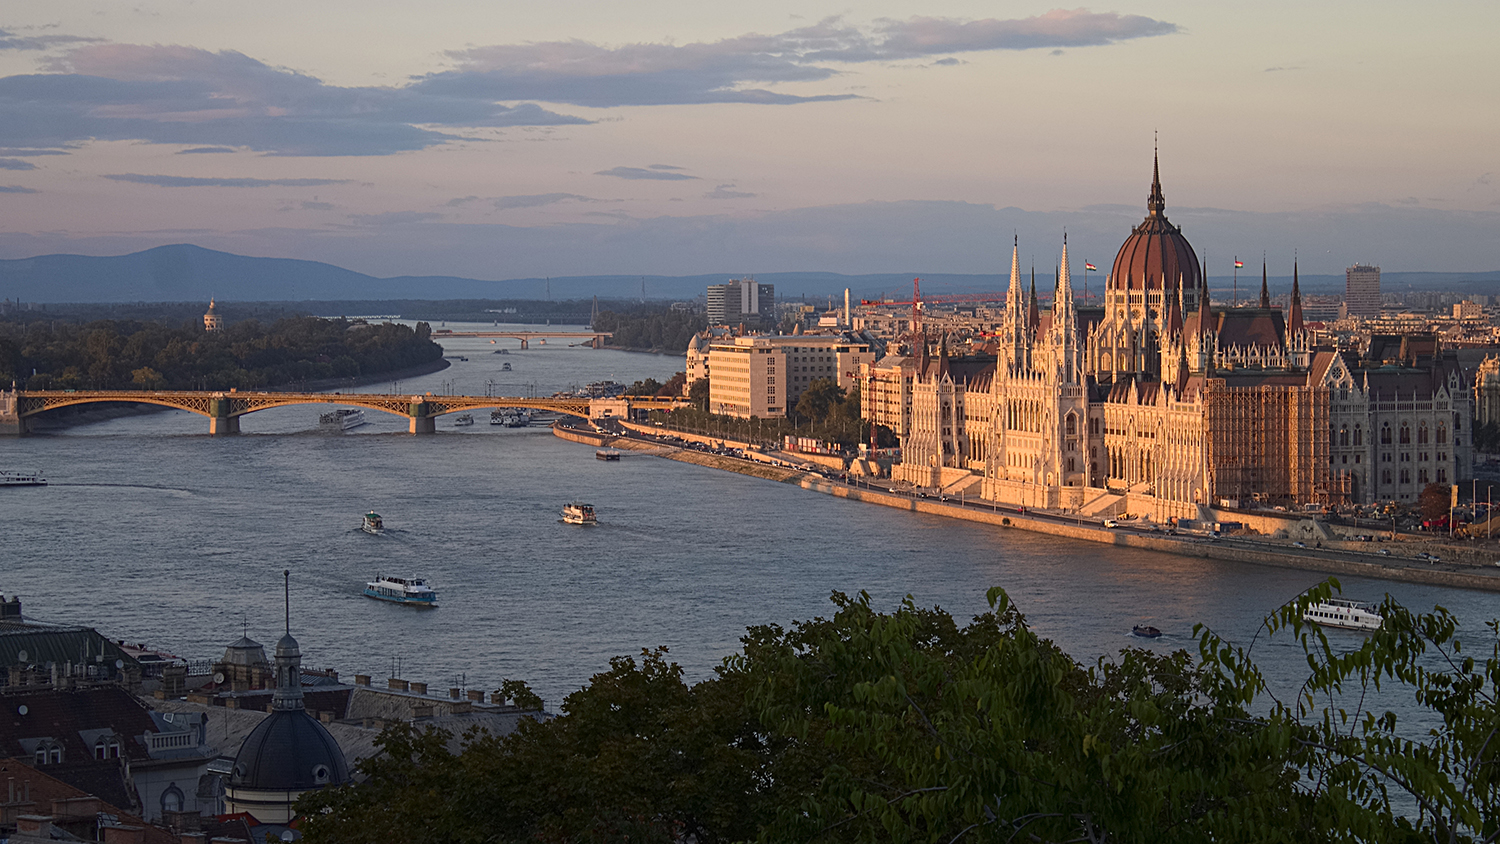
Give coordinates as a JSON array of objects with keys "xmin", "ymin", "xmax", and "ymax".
[
  {"xmin": 706, "ymin": 279, "xmax": 775, "ymax": 328},
  {"xmin": 695, "ymin": 335, "xmax": 874, "ymax": 418},
  {"xmin": 1345, "ymin": 265, "xmax": 1381, "ymax": 319}
]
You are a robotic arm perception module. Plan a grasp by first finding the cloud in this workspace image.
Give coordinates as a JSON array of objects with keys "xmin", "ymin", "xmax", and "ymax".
[
  {"xmin": 0, "ymin": 147, "xmax": 71, "ymax": 156},
  {"xmin": 446, "ymin": 195, "xmax": 481, "ymax": 206},
  {"xmin": 425, "ymin": 10, "xmax": 1175, "ymax": 108},
  {"xmin": 705, "ymin": 183, "xmax": 755, "ymax": 199},
  {"xmin": 0, "ymin": 44, "xmax": 589, "ymax": 156},
  {"xmin": 649, "ymin": 164, "xmax": 687, "ymax": 170},
  {"xmin": 1263, "ymin": 66, "xmax": 1302, "ymax": 72},
  {"xmin": 0, "ymin": 158, "xmax": 37, "ymax": 171},
  {"xmin": 0, "ymin": 185, "xmax": 38, "ymax": 193},
  {"xmin": 103, "ymin": 173, "xmax": 350, "ymax": 188},
  {"xmin": 177, "ymin": 146, "xmax": 237, "ymax": 154},
  {"xmin": 300, "ymin": 200, "xmax": 336, "ymax": 211},
  {"xmin": 346, "ymin": 210, "xmax": 444, "ymax": 226},
  {"xmin": 493, "ymin": 192, "xmax": 598, "ymax": 209},
  {"xmin": 932, "ymin": 57, "xmax": 962, "ymax": 66},
  {"xmin": 595, "ymin": 166, "xmax": 699, "ymax": 181},
  {"xmin": 0, "ymin": 28, "xmax": 100, "ymax": 51}
]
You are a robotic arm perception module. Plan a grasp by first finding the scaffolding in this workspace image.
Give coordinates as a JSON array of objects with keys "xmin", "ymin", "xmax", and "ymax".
[{"xmin": 1204, "ymin": 379, "xmax": 1329, "ymax": 506}]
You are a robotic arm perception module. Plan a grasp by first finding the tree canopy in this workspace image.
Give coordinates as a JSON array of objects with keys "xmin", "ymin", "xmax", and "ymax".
[{"xmin": 297, "ymin": 583, "xmax": 1500, "ymax": 843}]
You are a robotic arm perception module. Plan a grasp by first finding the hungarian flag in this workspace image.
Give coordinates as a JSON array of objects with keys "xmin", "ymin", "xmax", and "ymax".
[
  {"xmin": 1084, "ymin": 262, "xmax": 1097, "ymax": 271},
  {"xmin": 1234, "ymin": 260, "xmax": 1244, "ymax": 268}
]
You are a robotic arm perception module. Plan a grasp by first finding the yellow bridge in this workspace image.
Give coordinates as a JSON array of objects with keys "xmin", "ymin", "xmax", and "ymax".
[{"xmin": 0, "ymin": 389, "xmax": 686, "ymax": 435}]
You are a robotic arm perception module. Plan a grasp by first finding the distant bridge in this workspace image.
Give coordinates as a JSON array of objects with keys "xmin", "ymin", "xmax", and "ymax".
[
  {"xmin": 1, "ymin": 389, "xmax": 686, "ymax": 435},
  {"xmin": 431, "ymin": 330, "xmax": 612, "ymax": 349}
]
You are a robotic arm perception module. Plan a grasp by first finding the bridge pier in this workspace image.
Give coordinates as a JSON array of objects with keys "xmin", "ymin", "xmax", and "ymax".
[
  {"xmin": 519, "ymin": 338, "xmax": 528, "ymax": 350},
  {"xmin": 0, "ymin": 390, "xmax": 21, "ymax": 436},
  {"xmin": 208, "ymin": 396, "xmax": 240, "ymax": 436},
  {"xmin": 591, "ymin": 335, "xmax": 602, "ymax": 349},
  {"xmin": 408, "ymin": 399, "xmax": 436, "ymax": 435}
]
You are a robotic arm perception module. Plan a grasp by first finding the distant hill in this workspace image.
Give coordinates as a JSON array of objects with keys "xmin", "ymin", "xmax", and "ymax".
[{"xmin": 0, "ymin": 244, "xmax": 1495, "ymax": 304}]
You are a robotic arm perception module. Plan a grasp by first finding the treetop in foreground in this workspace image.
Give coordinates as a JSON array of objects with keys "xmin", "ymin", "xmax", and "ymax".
[{"xmin": 298, "ymin": 582, "xmax": 1499, "ymax": 843}]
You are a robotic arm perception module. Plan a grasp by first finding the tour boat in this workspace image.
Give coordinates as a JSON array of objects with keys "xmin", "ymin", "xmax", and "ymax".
[
  {"xmin": 361, "ymin": 511, "xmax": 384, "ymax": 534},
  {"xmin": 501, "ymin": 362, "xmax": 512, "ymax": 370},
  {"xmin": 1131, "ymin": 625, "xmax": 1163, "ymax": 638},
  {"xmin": 320, "ymin": 408, "xmax": 367, "ymax": 431},
  {"xmin": 0, "ymin": 469, "xmax": 46, "ymax": 487},
  {"xmin": 562, "ymin": 502, "xmax": 597, "ymax": 525},
  {"xmin": 452, "ymin": 413, "xmax": 474, "ymax": 427},
  {"xmin": 596, "ymin": 449, "xmax": 621, "ymax": 461},
  {"xmin": 1303, "ymin": 598, "xmax": 1383, "ymax": 631},
  {"xmin": 363, "ymin": 575, "xmax": 437, "ymax": 607},
  {"xmin": 490, "ymin": 409, "xmax": 507, "ymax": 425}
]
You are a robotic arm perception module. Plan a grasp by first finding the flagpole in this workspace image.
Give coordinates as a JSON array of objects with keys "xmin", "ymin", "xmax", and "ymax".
[{"xmin": 1233, "ymin": 256, "xmax": 1238, "ymax": 307}]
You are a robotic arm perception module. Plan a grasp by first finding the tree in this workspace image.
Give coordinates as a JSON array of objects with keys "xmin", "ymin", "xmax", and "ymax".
[
  {"xmin": 688, "ymin": 377, "xmax": 709, "ymax": 411},
  {"xmin": 793, "ymin": 377, "xmax": 844, "ymax": 424},
  {"xmin": 298, "ymin": 585, "xmax": 1500, "ymax": 843},
  {"xmin": 1419, "ymin": 482, "xmax": 1452, "ymax": 521}
]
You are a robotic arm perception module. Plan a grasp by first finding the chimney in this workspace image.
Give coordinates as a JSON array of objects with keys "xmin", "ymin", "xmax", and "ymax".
[
  {"xmin": 388, "ymin": 678, "xmax": 410, "ymax": 692},
  {"xmin": 17, "ymin": 816, "xmax": 53, "ymax": 837},
  {"xmin": 103, "ymin": 824, "xmax": 146, "ymax": 844},
  {"xmin": 450, "ymin": 700, "xmax": 472, "ymax": 714},
  {"xmin": 354, "ymin": 674, "xmax": 371, "ymax": 687},
  {"xmin": 319, "ymin": 711, "xmax": 333, "ymax": 724},
  {"xmin": 409, "ymin": 681, "xmax": 427, "ymax": 696},
  {"xmin": 448, "ymin": 687, "xmax": 461, "ymax": 699},
  {"xmin": 488, "ymin": 691, "xmax": 506, "ymax": 705},
  {"xmin": 466, "ymin": 689, "xmax": 484, "ymax": 702}
]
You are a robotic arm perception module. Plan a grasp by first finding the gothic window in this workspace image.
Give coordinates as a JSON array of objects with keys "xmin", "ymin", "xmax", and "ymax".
[
  {"xmin": 1399, "ymin": 423, "xmax": 1410, "ymax": 444},
  {"xmin": 1437, "ymin": 468, "xmax": 1447, "ymax": 483},
  {"xmin": 1381, "ymin": 423, "xmax": 1392, "ymax": 445},
  {"xmin": 161, "ymin": 785, "xmax": 184, "ymax": 814},
  {"xmin": 1339, "ymin": 425, "xmax": 1349, "ymax": 447},
  {"xmin": 1436, "ymin": 423, "xmax": 1447, "ymax": 444},
  {"xmin": 1066, "ymin": 414, "xmax": 1076, "ymax": 435},
  {"xmin": 1418, "ymin": 423, "xmax": 1429, "ymax": 445},
  {"xmin": 1419, "ymin": 469, "xmax": 1429, "ymax": 484},
  {"xmin": 1067, "ymin": 457, "xmax": 1076, "ymax": 472},
  {"xmin": 1400, "ymin": 469, "xmax": 1411, "ymax": 484},
  {"xmin": 1382, "ymin": 469, "xmax": 1392, "ymax": 485},
  {"xmin": 1354, "ymin": 425, "xmax": 1363, "ymax": 446}
]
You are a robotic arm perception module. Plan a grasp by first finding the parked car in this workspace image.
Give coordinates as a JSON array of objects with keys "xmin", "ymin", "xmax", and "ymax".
[
  {"xmin": 1293, "ymin": 541, "xmax": 1307, "ymax": 548},
  {"xmin": 1104, "ymin": 519, "xmax": 1120, "ymax": 528}
]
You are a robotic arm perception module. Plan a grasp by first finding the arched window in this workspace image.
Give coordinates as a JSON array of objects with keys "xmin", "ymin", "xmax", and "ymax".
[
  {"xmin": 1436, "ymin": 423, "xmax": 1447, "ymax": 444},
  {"xmin": 1339, "ymin": 425, "xmax": 1349, "ymax": 447},
  {"xmin": 1399, "ymin": 423, "xmax": 1410, "ymax": 444},
  {"xmin": 1066, "ymin": 414, "xmax": 1076, "ymax": 436},
  {"xmin": 1381, "ymin": 423, "xmax": 1392, "ymax": 444},
  {"xmin": 161, "ymin": 785, "xmax": 184, "ymax": 815},
  {"xmin": 1354, "ymin": 425, "xmax": 1363, "ymax": 446},
  {"xmin": 1418, "ymin": 423, "xmax": 1429, "ymax": 445}
]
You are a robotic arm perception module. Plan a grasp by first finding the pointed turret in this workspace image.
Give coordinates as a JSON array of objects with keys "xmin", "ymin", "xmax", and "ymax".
[
  {"xmin": 1166, "ymin": 276, "xmax": 1184, "ymax": 337},
  {"xmin": 1028, "ymin": 266, "xmax": 1040, "ymax": 338},
  {"xmin": 1197, "ymin": 276, "xmax": 1212, "ymax": 338},
  {"xmin": 1258, "ymin": 262, "xmax": 1270, "ymax": 309},
  {"xmin": 1003, "ymin": 236, "xmax": 1025, "ymax": 366},
  {"xmin": 1289, "ymin": 260, "xmax": 1305, "ymax": 333},
  {"xmin": 1054, "ymin": 236, "xmax": 1079, "ymax": 381}
]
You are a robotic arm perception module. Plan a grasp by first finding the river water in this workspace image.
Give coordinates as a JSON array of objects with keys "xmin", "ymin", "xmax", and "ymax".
[{"xmin": 1, "ymin": 323, "xmax": 1494, "ymax": 713}]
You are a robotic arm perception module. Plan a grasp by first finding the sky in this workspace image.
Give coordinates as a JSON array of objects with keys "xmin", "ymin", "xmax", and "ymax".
[{"xmin": 0, "ymin": 0, "xmax": 1496, "ymax": 282}]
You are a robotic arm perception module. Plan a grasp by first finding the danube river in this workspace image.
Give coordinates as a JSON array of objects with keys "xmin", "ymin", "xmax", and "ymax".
[{"xmin": 1, "ymin": 324, "xmax": 1493, "ymax": 710}]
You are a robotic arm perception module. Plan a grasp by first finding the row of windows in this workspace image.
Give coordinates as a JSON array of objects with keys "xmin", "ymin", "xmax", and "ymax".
[{"xmin": 1379, "ymin": 468, "xmax": 1448, "ymax": 485}]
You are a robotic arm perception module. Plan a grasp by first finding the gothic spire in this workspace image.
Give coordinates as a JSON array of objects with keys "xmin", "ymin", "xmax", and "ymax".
[
  {"xmin": 1258, "ymin": 262, "xmax": 1270, "ymax": 309},
  {"xmin": 1289, "ymin": 259, "xmax": 1305, "ymax": 333},
  {"xmin": 1028, "ymin": 265, "xmax": 1039, "ymax": 336},
  {"xmin": 1166, "ymin": 275, "xmax": 1184, "ymax": 336}
]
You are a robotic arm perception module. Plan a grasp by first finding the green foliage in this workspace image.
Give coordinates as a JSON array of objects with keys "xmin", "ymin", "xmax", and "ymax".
[
  {"xmin": 592, "ymin": 307, "xmax": 707, "ymax": 352},
  {"xmin": 297, "ymin": 585, "xmax": 1500, "ymax": 843},
  {"xmin": 0, "ymin": 316, "xmax": 442, "ymax": 390},
  {"xmin": 1475, "ymin": 420, "xmax": 1500, "ymax": 454},
  {"xmin": 656, "ymin": 380, "xmax": 867, "ymax": 448}
]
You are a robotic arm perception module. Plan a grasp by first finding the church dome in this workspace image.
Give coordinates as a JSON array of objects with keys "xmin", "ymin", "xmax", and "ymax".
[
  {"xmin": 1109, "ymin": 153, "xmax": 1200, "ymax": 292},
  {"xmin": 229, "ymin": 708, "xmax": 349, "ymax": 792}
]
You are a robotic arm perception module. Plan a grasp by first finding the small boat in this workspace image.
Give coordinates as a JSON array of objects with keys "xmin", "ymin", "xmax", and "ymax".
[
  {"xmin": 562, "ymin": 502, "xmax": 596, "ymax": 525},
  {"xmin": 364, "ymin": 575, "xmax": 437, "ymax": 607},
  {"xmin": 1131, "ymin": 625, "xmax": 1162, "ymax": 638},
  {"xmin": 452, "ymin": 413, "xmax": 474, "ymax": 427},
  {"xmin": 1303, "ymin": 598, "xmax": 1383, "ymax": 631},
  {"xmin": 320, "ymin": 408, "xmax": 367, "ymax": 431},
  {"xmin": 361, "ymin": 511, "xmax": 384, "ymax": 534},
  {"xmin": 507, "ymin": 410, "xmax": 531, "ymax": 428},
  {"xmin": 490, "ymin": 409, "xmax": 507, "ymax": 425},
  {"xmin": 596, "ymin": 449, "xmax": 621, "ymax": 461},
  {"xmin": 501, "ymin": 362, "xmax": 512, "ymax": 371},
  {"xmin": 0, "ymin": 469, "xmax": 46, "ymax": 487}
]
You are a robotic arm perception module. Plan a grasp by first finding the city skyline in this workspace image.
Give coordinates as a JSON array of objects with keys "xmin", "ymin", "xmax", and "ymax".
[{"xmin": 0, "ymin": 0, "xmax": 1496, "ymax": 281}]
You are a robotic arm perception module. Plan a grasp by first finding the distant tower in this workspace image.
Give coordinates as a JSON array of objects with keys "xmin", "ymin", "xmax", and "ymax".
[
  {"xmin": 1345, "ymin": 264, "xmax": 1381, "ymax": 319},
  {"xmin": 203, "ymin": 299, "xmax": 223, "ymax": 332}
]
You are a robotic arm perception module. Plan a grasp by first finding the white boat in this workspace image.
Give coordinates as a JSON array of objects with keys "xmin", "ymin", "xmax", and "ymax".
[
  {"xmin": 490, "ymin": 409, "xmax": 508, "ymax": 425},
  {"xmin": 1303, "ymin": 598, "xmax": 1383, "ymax": 631},
  {"xmin": 364, "ymin": 575, "xmax": 437, "ymax": 607},
  {"xmin": 562, "ymin": 502, "xmax": 597, "ymax": 525},
  {"xmin": 452, "ymin": 413, "xmax": 474, "ymax": 427},
  {"xmin": 361, "ymin": 511, "xmax": 384, "ymax": 534},
  {"xmin": 0, "ymin": 470, "xmax": 46, "ymax": 487},
  {"xmin": 596, "ymin": 449, "xmax": 621, "ymax": 461},
  {"xmin": 320, "ymin": 408, "xmax": 367, "ymax": 431}
]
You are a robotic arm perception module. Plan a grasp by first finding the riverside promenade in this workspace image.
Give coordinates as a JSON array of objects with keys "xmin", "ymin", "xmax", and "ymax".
[{"xmin": 555, "ymin": 421, "xmax": 1500, "ymax": 594}]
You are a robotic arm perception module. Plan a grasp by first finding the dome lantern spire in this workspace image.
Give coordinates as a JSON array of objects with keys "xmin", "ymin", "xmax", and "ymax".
[{"xmin": 1147, "ymin": 139, "xmax": 1165, "ymax": 218}]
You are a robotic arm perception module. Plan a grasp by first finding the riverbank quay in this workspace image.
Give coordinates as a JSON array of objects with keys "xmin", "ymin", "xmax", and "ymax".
[{"xmin": 554, "ymin": 421, "xmax": 1500, "ymax": 594}]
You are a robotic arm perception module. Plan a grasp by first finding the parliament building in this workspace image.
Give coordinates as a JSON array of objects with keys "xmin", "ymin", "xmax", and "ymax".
[{"xmin": 867, "ymin": 155, "xmax": 1474, "ymax": 518}]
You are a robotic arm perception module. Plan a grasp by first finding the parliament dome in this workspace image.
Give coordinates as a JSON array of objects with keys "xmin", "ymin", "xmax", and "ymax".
[{"xmin": 1109, "ymin": 153, "xmax": 1201, "ymax": 292}]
